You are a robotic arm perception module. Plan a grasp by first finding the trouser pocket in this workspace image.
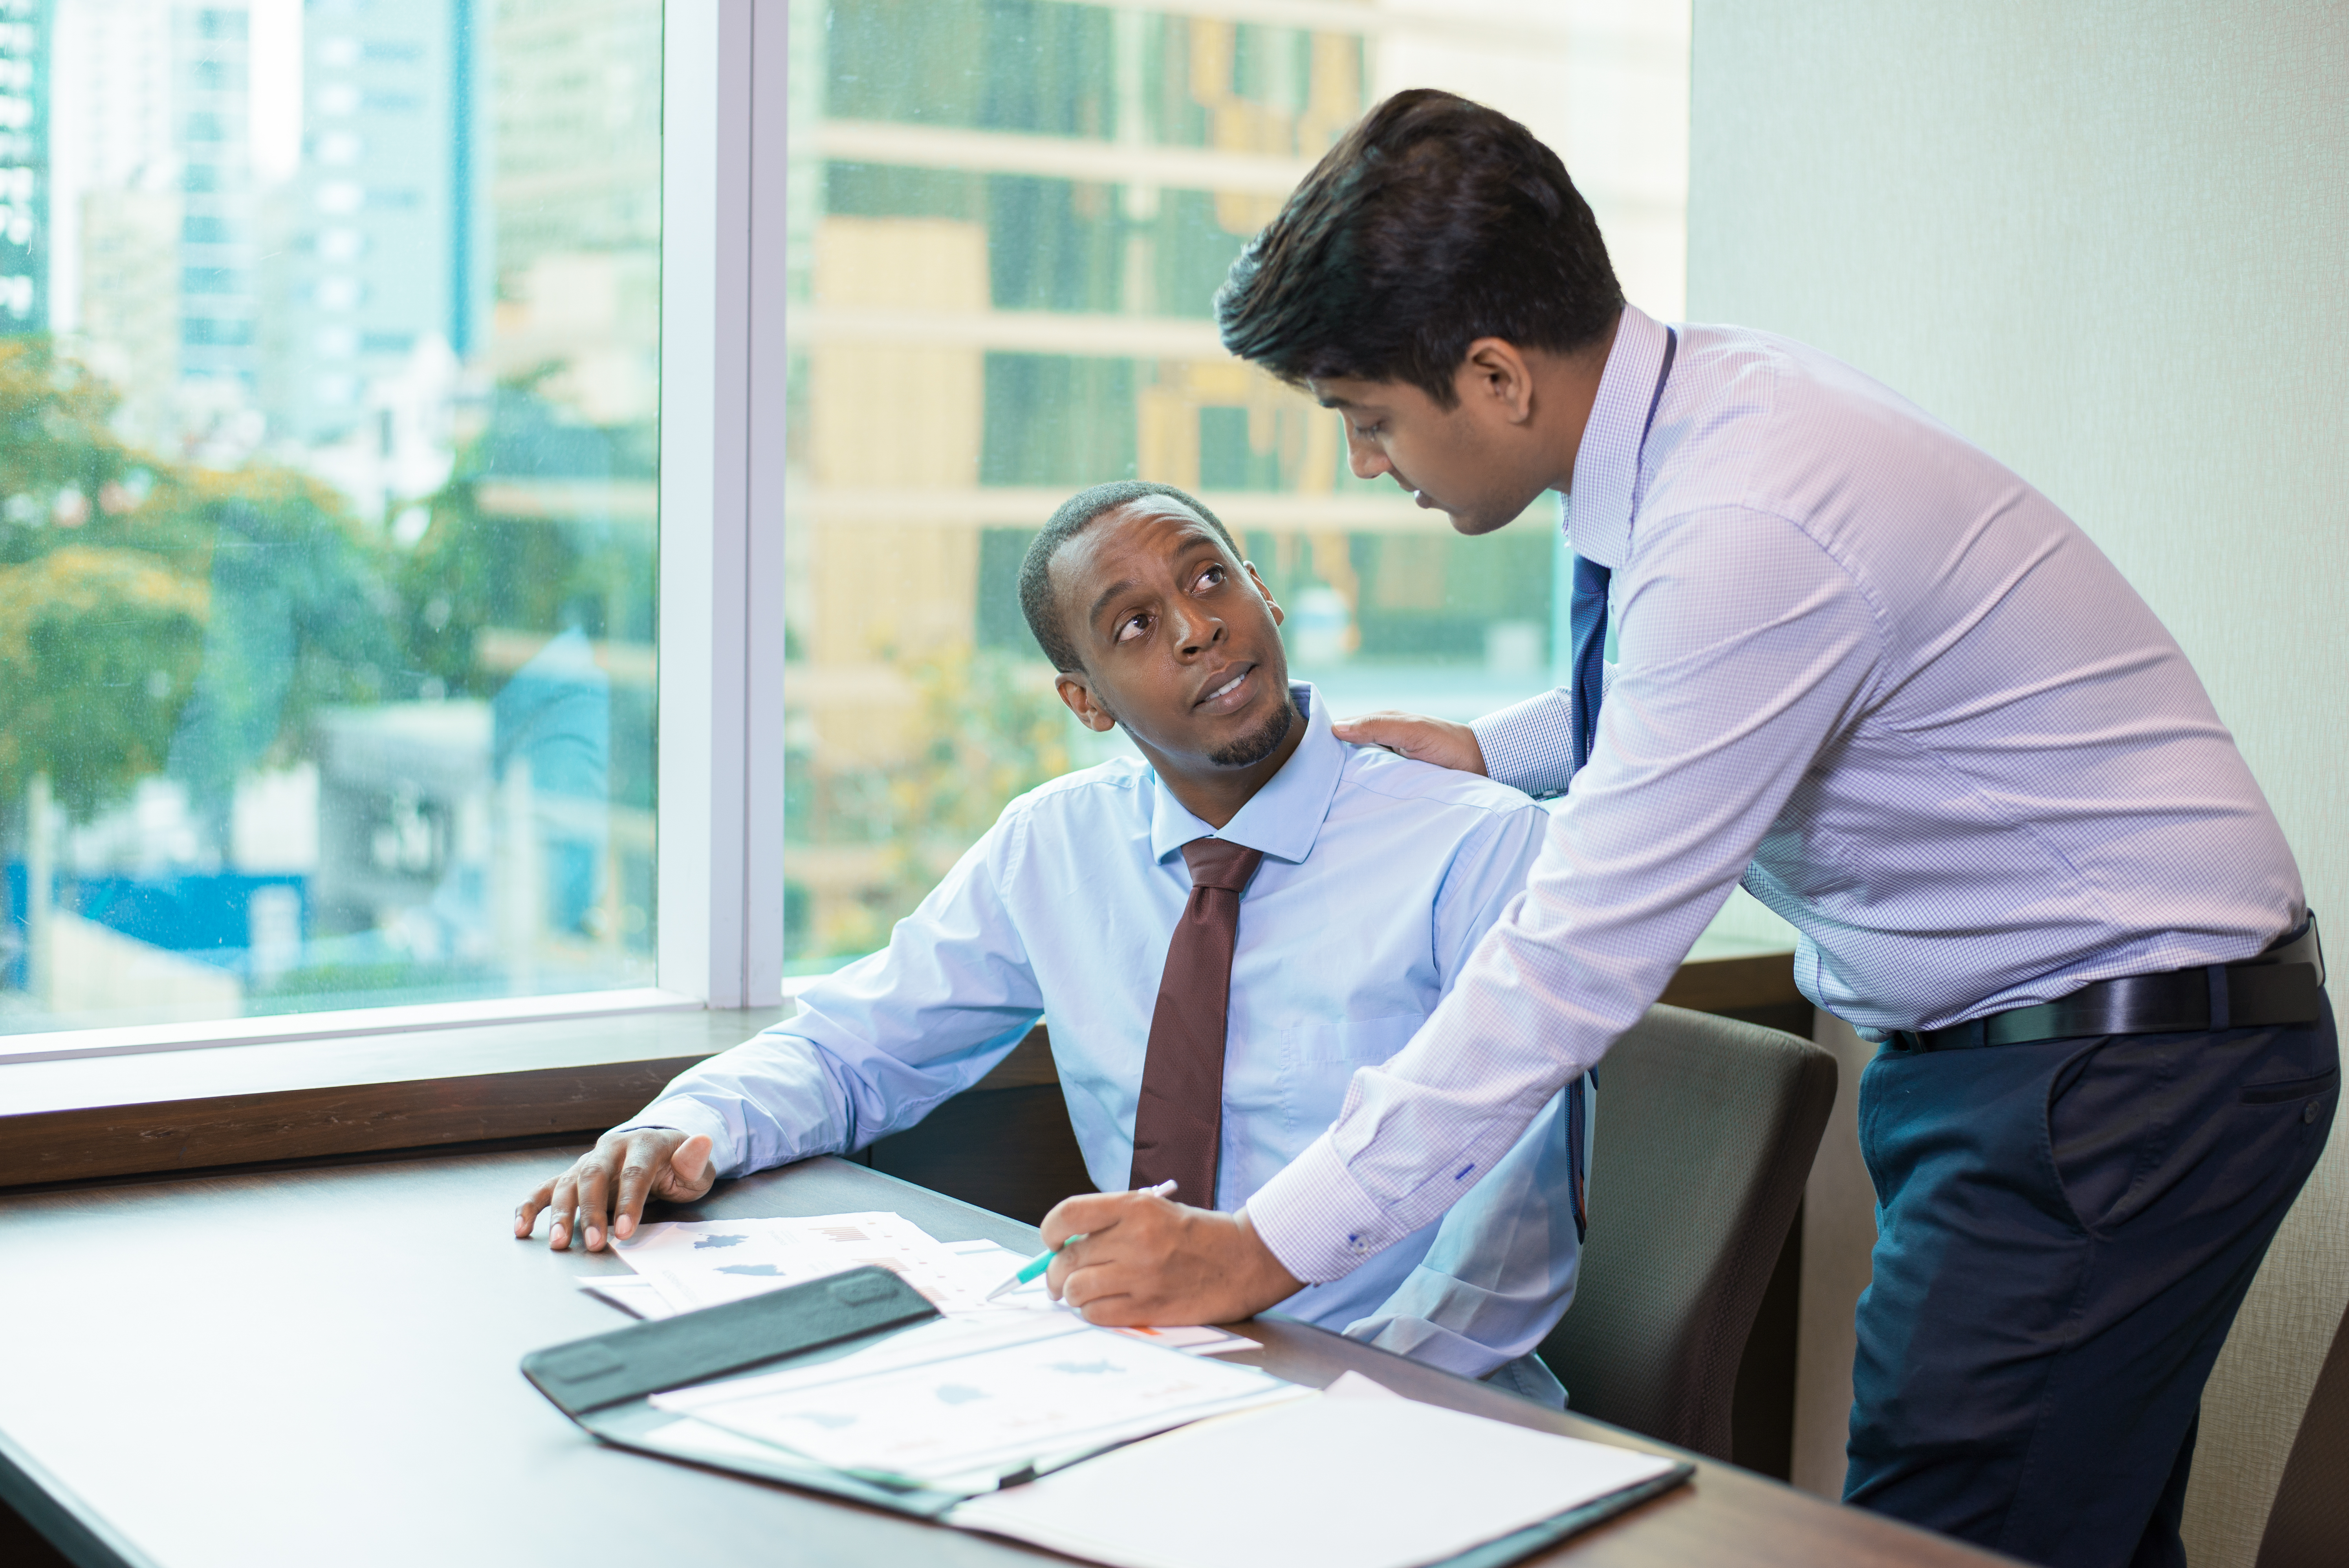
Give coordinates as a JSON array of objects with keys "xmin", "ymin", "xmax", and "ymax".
[{"xmin": 2241, "ymin": 1068, "xmax": 2339, "ymax": 1105}]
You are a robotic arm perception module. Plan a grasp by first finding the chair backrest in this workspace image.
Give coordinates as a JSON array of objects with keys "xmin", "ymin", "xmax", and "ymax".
[
  {"xmin": 2256, "ymin": 1295, "xmax": 2349, "ymax": 1568},
  {"xmin": 1536, "ymin": 1002, "xmax": 1836, "ymax": 1460}
]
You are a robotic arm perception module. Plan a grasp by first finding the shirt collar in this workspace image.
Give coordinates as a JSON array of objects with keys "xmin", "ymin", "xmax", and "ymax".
[
  {"xmin": 1559, "ymin": 302, "xmax": 1669, "ymax": 570},
  {"xmin": 1146, "ymin": 682, "xmax": 1343, "ymax": 866}
]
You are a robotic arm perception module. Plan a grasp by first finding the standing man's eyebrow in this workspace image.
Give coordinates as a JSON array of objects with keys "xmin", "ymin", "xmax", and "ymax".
[{"xmin": 1316, "ymin": 393, "xmax": 1356, "ymax": 410}]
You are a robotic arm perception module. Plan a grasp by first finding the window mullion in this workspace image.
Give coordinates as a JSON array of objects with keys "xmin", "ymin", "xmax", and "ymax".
[{"xmin": 656, "ymin": 0, "xmax": 763, "ymax": 1007}]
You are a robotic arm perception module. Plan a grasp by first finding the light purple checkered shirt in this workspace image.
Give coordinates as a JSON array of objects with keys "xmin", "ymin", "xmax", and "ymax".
[{"xmin": 1248, "ymin": 302, "xmax": 2305, "ymax": 1286}]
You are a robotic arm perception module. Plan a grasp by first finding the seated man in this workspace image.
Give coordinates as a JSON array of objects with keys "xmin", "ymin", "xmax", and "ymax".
[{"xmin": 515, "ymin": 480, "xmax": 1589, "ymax": 1402}]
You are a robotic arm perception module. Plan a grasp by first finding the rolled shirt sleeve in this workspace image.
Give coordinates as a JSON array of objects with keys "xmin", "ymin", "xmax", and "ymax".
[{"xmin": 1251, "ymin": 504, "xmax": 1884, "ymax": 1283}]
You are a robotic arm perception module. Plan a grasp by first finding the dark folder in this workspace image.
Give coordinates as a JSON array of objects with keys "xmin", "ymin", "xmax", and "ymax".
[{"xmin": 522, "ymin": 1264, "xmax": 971, "ymax": 1515}]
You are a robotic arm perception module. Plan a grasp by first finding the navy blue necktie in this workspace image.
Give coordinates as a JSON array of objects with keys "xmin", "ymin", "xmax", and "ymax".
[
  {"xmin": 1567, "ymin": 551, "xmax": 1612, "ymax": 777},
  {"xmin": 1560, "ymin": 327, "xmax": 1675, "ymax": 1245},
  {"xmin": 1567, "ymin": 328, "xmax": 1677, "ymax": 776}
]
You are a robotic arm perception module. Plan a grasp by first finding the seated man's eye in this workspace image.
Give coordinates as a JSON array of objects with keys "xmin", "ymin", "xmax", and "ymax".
[
  {"xmin": 1194, "ymin": 565, "xmax": 1226, "ymax": 591},
  {"xmin": 1116, "ymin": 613, "xmax": 1151, "ymax": 643}
]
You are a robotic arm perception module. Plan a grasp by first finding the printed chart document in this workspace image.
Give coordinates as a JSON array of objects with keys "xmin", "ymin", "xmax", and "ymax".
[
  {"xmin": 646, "ymin": 1313, "xmax": 1306, "ymax": 1488},
  {"xmin": 949, "ymin": 1387, "xmax": 1685, "ymax": 1568},
  {"xmin": 612, "ymin": 1213, "xmax": 989, "ymax": 1313},
  {"xmin": 597, "ymin": 1218, "xmax": 1258, "ymax": 1354}
]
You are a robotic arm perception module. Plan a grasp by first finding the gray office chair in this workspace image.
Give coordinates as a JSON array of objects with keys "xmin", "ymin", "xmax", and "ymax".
[
  {"xmin": 1536, "ymin": 1002, "xmax": 1837, "ymax": 1461},
  {"xmin": 2256, "ymin": 1295, "xmax": 2349, "ymax": 1567}
]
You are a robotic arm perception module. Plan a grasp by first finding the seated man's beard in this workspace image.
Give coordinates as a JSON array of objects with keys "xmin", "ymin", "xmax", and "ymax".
[{"xmin": 1208, "ymin": 698, "xmax": 1295, "ymax": 768}]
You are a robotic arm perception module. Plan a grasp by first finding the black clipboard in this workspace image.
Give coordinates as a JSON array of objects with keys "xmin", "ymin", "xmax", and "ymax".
[
  {"xmin": 522, "ymin": 1265, "xmax": 1695, "ymax": 1555},
  {"xmin": 522, "ymin": 1264, "xmax": 974, "ymax": 1516}
]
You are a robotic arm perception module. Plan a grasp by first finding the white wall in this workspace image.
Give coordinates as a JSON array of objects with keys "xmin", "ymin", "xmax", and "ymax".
[
  {"xmin": 1686, "ymin": 4, "xmax": 2348, "ymax": 1562},
  {"xmin": 1374, "ymin": 0, "xmax": 1691, "ymax": 322}
]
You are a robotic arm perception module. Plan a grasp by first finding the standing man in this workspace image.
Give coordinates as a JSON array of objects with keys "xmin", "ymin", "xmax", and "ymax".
[{"xmin": 1038, "ymin": 90, "xmax": 2335, "ymax": 1568}]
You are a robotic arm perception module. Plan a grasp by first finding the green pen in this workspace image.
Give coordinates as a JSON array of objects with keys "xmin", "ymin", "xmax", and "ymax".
[{"xmin": 983, "ymin": 1179, "xmax": 1178, "ymax": 1302}]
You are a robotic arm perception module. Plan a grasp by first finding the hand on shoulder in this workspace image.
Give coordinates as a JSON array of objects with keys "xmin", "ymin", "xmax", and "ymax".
[
  {"xmin": 514, "ymin": 1128, "xmax": 716, "ymax": 1251},
  {"xmin": 1330, "ymin": 710, "xmax": 1488, "ymax": 776}
]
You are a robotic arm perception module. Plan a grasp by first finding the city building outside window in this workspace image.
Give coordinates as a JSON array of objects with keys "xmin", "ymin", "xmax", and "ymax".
[
  {"xmin": 0, "ymin": 0, "xmax": 663, "ymax": 1037},
  {"xmin": 775, "ymin": 0, "xmax": 1768, "ymax": 971}
]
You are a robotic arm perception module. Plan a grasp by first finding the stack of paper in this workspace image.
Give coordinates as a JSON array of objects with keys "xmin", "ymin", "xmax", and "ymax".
[
  {"xmin": 949, "ymin": 1383, "xmax": 1686, "ymax": 1568},
  {"xmin": 547, "ymin": 1223, "xmax": 1690, "ymax": 1567},
  {"xmin": 640, "ymin": 1313, "xmax": 1306, "ymax": 1491}
]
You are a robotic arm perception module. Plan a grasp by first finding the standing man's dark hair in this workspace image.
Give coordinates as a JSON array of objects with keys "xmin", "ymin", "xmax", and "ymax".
[{"xmin": 1216, "ymin": 88, "xmax": 1622, "ymax": 406}]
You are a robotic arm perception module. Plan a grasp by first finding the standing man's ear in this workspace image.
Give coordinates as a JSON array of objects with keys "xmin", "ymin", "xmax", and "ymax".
[
  {"xmin": 1057, "ymin": 672, "xmax": 1119, "ymax": 733},
  {"xmin": 1459, "ymin": 337, "xmax": 1539, "ymax": 425}
]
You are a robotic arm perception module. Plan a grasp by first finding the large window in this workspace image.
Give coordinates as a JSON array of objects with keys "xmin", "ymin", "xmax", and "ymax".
[
  {"xmin": 0, "ymin": 0, "xmax": 662, "ymax": 1035},
  {"xmin": 0, "ymin": 1, "xmax": 1755, "ymax": 1048},
  {"xmin": 781, "ymin": 0, "xmax": 1695, "ymax": 967}
]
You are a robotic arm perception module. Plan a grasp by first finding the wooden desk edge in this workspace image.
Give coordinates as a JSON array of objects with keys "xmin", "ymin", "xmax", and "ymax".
[{"xmin": 0, "ymin": 952, "xmax": 1801, "ymax": 1191}]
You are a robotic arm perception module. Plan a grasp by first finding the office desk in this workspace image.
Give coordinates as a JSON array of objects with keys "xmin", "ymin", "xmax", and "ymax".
[{"xmin": 0, "ymin": 1148, "xmax": 2007, "ymax": 1568}]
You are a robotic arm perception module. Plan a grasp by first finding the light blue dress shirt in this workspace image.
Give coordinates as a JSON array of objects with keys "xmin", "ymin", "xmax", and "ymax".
[
  {"xmin": 1248, "ymin": 303, "xmax": 2306, "ymax": 1288},
  {"xmin": 630, "ymin": 687, "xmax": 1583, "ymax": 1383}
]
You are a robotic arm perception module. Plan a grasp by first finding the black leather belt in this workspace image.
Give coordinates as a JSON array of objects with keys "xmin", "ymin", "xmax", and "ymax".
[{"xmin": 1892, "ymin": 918, "xmax": 2326, "ymax": 1051}]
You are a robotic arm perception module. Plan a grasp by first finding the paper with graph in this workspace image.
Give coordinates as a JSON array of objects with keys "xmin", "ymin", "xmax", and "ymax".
[
  {"xmin": 648, "ymin": 1312, "xmax": 1304, "ymax": 1486},
  {"xmin": 603, "ymin": 1218, "xmax": 1258, "ymax": 1356},
  {"xmin": 610, "ymin": 1211, "xmax": 993, "ymax": 1313}
]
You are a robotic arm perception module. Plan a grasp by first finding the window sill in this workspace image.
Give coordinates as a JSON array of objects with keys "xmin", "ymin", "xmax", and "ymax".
[
  {"xmin": 0, "ymin": 951, "xmax": 1800, "ymax": 1191},
  {"xmin": 0, "ymin": 1007, "xmax": 790, "ymax": 1189}
]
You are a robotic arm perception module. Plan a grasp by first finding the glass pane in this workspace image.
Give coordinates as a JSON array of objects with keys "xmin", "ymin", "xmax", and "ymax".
[
  {"xmin": 0, "ymin": 0, "xmax": 662, "ymax": 1032},
  {"xmin": 783, "ymin": 0, "xmax": 1689, "ymax": 969}
]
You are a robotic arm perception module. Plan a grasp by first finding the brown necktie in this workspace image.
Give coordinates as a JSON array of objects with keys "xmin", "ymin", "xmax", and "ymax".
[{"xmin": 1129, "ymin": 837, "xmax": 1264, "ymax": 1203}]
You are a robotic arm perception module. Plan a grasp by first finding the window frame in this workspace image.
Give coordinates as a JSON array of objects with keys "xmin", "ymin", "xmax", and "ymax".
[{"xmin": 654, "ymin": 0, "xmax": 788, "ymax": 1016}]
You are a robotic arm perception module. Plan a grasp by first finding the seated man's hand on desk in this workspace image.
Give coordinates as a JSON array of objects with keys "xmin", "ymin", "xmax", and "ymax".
[
  {"xmin": 1043, "ymin": 1191, "xmax": 1303, "ymax": 1327},
  {"xmin": 515, "ymin": 1129, "xmax": 716, "ymax": 1251}
]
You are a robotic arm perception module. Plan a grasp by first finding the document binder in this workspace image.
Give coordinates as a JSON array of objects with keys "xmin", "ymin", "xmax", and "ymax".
[
  {"xmin": 520, "ymin": 1265, "xmax": 1695, "ymax": 1561},
  {"xmin": 523, "ymin": 1265, "xmax": 971, "ymax": 1515}
]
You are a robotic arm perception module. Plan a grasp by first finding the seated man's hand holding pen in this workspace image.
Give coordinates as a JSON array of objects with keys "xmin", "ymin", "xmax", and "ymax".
[{"xmin": 1041, "ymin": 1187, "xmax": 1303, "ymax": 1327}]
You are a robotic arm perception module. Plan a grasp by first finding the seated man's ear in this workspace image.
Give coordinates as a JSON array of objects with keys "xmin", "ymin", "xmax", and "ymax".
[
  {"xmin": 1243, "ymin": 562, "xmax": 1283, "ymax": 626},
  {"xmin": 1057, "ymin": 671, "xmax": 1119, "ymax": 733}
]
